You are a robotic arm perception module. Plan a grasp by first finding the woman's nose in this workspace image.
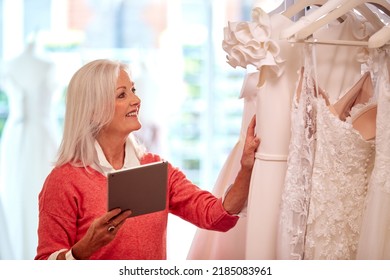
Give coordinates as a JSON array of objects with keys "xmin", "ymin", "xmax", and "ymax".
[{"xmin": 130, "ymin": 92, "xmax": 141, "ymax": 105}]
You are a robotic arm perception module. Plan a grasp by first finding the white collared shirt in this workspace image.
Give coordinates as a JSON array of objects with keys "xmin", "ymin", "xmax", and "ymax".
[{"xmin": 91, "ymin": 137, "xmax": 141, "ymax": 175}]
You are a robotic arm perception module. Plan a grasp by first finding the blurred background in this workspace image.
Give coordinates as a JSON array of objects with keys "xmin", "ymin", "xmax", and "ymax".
[{"xmin": 0, "ymin": 0, "xmax": 284, "ymax": 260}]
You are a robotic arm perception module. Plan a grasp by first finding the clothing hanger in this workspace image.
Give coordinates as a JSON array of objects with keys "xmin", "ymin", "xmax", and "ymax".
[
  {"xmin": 295, "ymin": 0, "xmax": 390, "ymax": 40},
  {"xmin": 368, "ymin": 25, "xmax": 390, "ymax": 48},
  {"xmin": 357, "ymin": 3, "xmax": 386, "ymax": 31},
  {"xmin": 281, "ymin": 0, "xmax": 386, "ymax": 40},
  {"xmin": 281, "ymin": 0, "xmax": 328, "ymax": 19},
  {"xmin": 280, "ymin": 0, "xmax": 345, "ymax": 39}
]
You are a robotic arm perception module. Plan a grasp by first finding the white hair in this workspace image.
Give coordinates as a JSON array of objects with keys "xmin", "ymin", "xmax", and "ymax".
[{"xmin": 56, "ymin": 59, "xmax": 145, "ymax": 168}]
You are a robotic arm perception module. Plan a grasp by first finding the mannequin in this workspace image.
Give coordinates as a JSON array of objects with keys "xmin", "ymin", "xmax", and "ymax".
[{"xmin": 0, "ymin": 40, "xmax": 61, "ymax": 259}]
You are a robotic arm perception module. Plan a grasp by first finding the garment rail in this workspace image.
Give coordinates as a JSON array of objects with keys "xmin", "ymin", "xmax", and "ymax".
[{"xmin": 288, "ymin": 37, "xmax": 390, "ymax": 47}]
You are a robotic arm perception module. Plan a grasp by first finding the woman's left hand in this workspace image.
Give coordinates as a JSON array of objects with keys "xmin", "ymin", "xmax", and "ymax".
[
  {"xmin": 240, "ymin": 115, "xmax": 260, "ymax": 171},
  {"xmin": 222, "ymin": 115, "xmax": 260, "ymax": 214}
]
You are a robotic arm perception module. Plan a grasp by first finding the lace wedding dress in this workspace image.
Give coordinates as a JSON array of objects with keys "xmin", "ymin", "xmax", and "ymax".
[
  {"xmin": 276, "ymin": 46, "xmax": 319, "ymax": 260},
  {"xmin": 277, "ymin": 12, "xmax": 374, "ymax": 260},
  {"xmin": 357, "ymin": 48, "xmax": 390, "ymax": 259},
  {"xmin": 300, "ymin": 55, "xmax": 377, "ymax": 259}
]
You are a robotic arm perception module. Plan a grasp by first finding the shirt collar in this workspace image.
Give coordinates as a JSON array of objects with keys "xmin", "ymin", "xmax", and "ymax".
[{"xmin": 93, "ymin": 138, "xmax": 140, "ymax": 175}]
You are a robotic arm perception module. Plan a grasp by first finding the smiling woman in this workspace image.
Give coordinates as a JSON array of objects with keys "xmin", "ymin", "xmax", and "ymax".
[
  {"xmin": 34, "ymin": 58, "xmax": 259, "ymax": 260},
  {"xmin": 97, "ymin": 68, "xmax": 142, "ymax": 170},
  {"xmin": 0, "ymin": 0, "xmax": 263, "ymax": 260}
]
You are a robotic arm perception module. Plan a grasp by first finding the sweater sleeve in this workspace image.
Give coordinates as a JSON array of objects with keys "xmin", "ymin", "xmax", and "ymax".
[{"xmin": 141, "ymin": 154, "xmax": 239, "ymax": 232}]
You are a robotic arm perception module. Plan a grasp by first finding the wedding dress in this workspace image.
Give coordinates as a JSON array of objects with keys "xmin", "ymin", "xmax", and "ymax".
[
  {"xmin": 277, "ymin": 12, "xmax": 374, "ymax": 260},
  {"xmin": 303, "ymin": 76, "xmax": 376, "ymax": 259},
  {"xmin": 0, "ymin": 43, "xmax": 60, "ymax": 259},
  {"xmin": 276, "ymin": 46, "xmax": 319, "ymax": 260},
  {"xmin": 187, "ymin": 6, "xmax": 300, "ymax": 259},
  {"xmin": 357, "ymin": 48, "xmax": 390, "ymax": 260},
  {"xmin": 187, "ymin": 72, "xmax": 257, "ymax": 259},
  {"xmin": 230, "ymin": 8, "xmax": 302, "ymax": 260}
]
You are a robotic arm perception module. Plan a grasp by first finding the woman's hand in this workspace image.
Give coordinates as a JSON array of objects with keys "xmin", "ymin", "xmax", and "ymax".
[
  {"xmin": 59, "ymin": 208, "xmax": 132, "ymax": 260},
  {"xmin": 223, "ymin": 115, "xmax": 260, "ymax": 214},
  {"xmin": 240, "ymin": 115, "xmax": 260, "ymax": 170}
]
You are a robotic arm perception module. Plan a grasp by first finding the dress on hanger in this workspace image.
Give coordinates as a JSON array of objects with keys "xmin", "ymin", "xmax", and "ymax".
[
  {"xmin": 277, "ymin": 12, "xmax": 374, "ymax": 260},
  {"xmin": 242, "ymin": 8, "xmax": 302, "ymax": 260},
  {"xmin": 309, "ymin": 11, "xmax": 374, "ymax": 102},
  {"xmin": 246, "ymin": 8, "xmax": 372, "ymax": 260},
  {"xmin": 297, "ymin": 44, "xmax": 377, "ymax": 259},
  {"xmin": 276, "ymin": 46, "xmax": 319, "ymax": 260},
  {"xmin": 303, "ymin": 90, "xmax": 376, "ymax": 259},
  {"xmin": 0, "ymin": 43, "xmax": 60, "ymax": 259},
  {"xmin": 357, "ymin": 48, "xmax": 390, "ymax": 260},
  {"xmin": 189, "ymin": 6, "xmax": 301, "ymax": 259},
  {"xmin": 187, "ymin": 72, "xmax": 257, "ymax": 260}
]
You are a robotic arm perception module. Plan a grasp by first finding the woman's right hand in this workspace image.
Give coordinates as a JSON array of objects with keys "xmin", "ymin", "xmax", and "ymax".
[{"xmin": 61, "ymin": 208, "xmax": 132, "ymax": 260}]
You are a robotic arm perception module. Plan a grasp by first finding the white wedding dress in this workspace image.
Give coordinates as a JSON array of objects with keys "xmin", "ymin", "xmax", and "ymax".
[
  {"xmin": 276, "ymin": 50, "xmax": 317, "ymax": 260},
  {"xmin": 0, "ymin": 44, "xmax": 60, "ymax": 259},
  {"xmin": 357, "ymin": 48, "xmax": 390, "ymax": 260},
  {"xmin": 303, "ymin": 79, "xmax": 376, "ymax": 260},
  {"xmin": 187, "ymin": 72, "xmax": 257, "ymax": 259},
  {"xmin": 242, "ymin": 8, "xmax": 302, "ymax": 260},
  {"xmin": 277, "ymin": 12, "xmax": 374, "ymax": 260}
]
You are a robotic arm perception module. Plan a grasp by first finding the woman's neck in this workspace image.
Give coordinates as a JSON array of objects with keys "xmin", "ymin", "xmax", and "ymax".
[{"xmin": 97, "ymin": 134, "xmax": 127, "ymax": 170}]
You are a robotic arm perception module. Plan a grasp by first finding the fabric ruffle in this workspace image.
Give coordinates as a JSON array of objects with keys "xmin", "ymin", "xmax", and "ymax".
[{"xmin": 222, "ymin": 7, "xmax": 284, "ymax": 84}]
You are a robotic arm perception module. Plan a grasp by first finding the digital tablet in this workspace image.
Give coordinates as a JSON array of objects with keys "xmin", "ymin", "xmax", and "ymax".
[{"xmin": 107, "ymin": 161, "xmax": 168, "ymax": 217}]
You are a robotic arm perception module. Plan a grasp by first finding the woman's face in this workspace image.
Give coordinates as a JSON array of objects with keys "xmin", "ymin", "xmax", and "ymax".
[{"xmin": 103, "ymin": 69, "xmax": 141, "ymax": 137}]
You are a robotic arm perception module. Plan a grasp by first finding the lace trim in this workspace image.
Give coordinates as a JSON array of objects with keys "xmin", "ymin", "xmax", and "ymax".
[{"xmin": 277, "ymin": 45, "xmax": 318, "ymax": 260}]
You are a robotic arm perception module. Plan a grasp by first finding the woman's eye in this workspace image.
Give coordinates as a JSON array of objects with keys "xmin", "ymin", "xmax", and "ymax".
[
  {"xmin": 118, "ymin": 92, "xmax": 126, "ymax": 98},
  {"xmin": 132, "ymin": 88, "xmax": 137, "ymax": 94}
]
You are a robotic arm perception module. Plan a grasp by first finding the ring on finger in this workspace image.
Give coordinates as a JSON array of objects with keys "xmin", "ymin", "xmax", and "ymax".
[{"xmin": 107, "ymin": 225, "xmax": 116, "ymax": 232}]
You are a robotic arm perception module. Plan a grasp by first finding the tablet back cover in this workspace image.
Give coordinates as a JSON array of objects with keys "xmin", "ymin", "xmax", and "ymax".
[{"xmin": 107, "ymin": 161, "xmax": 168, "ymax": 217}]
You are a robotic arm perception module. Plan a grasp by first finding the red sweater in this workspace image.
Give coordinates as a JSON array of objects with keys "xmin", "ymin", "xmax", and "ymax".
[{"xmin": 35, "ymin": 153, "xmax": 238, "ymax": 260}]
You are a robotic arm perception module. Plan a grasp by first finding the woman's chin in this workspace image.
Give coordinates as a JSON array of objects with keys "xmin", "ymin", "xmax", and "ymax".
[{"xmin": 130, "ymin": 122, "xmax": 142, "ymax": 132}]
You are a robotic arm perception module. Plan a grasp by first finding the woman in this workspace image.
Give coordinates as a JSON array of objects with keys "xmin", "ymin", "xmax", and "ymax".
[{"xmin": 35, "ymin": 59, "xmax": 260, "ymax": 260}]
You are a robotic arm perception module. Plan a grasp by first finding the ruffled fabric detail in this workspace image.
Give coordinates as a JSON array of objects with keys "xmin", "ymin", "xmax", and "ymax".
[{"xmin": 222, "ymin": 7, "xmax": 284, "ymax": 83}]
